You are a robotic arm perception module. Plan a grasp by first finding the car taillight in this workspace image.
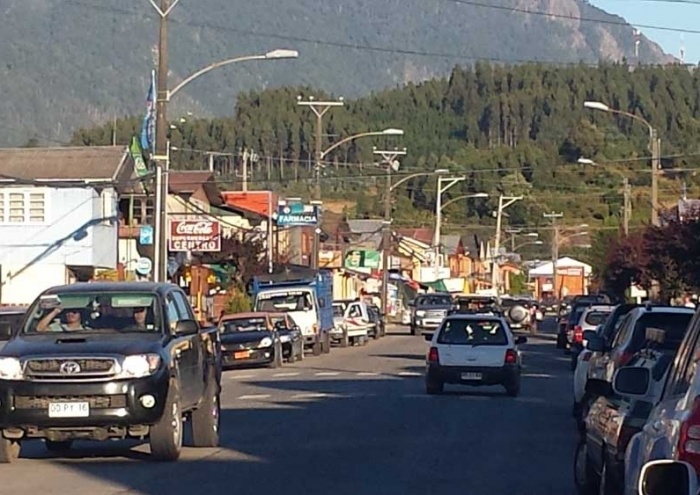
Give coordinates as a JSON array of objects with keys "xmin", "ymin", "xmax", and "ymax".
[
  {"xmin": 428, "ymin": 347, "xmax": 439, "ymax": 363},
  {"xmin": 574, "ymin": 325, "xmax": 583, "ymax": 343},
  {"xmin": 678, "ymin": 396, "xmax": 700, "ymax": 473},
  {"xmin": 505, "ymin": 349, "xmax": 517, "ymax": 364},
  {"xmin": 582, "ymin": 351, "xmax": 592, "ymax": 362}
]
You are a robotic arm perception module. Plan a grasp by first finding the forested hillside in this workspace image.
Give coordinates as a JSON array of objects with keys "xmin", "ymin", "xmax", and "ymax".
[
  {"xmin": 74, "ymin": 62, "xmax": 700, "ymax": 242},
  {"xmin": 1, "ymin": 0, "xmax": 671, "ymax": 146}
]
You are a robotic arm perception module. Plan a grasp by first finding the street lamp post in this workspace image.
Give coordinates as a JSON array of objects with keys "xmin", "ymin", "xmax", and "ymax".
[
  {"xmin": 491, "ymin": 195, "xmax": 523, "ymax": 301},
  {"xmin": 434, "ymin": 189, "xmax": 489, "ymax": 281},
  {"xmin": 147, "ymin": 0, "xmax": 298, "ymax": 283},
  {"xmin": 584, "ymin": 100, "xmax": 660, "ymax": 226}
]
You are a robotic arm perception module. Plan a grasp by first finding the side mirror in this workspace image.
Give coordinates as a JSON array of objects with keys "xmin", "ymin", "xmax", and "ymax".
[
  {"xmin": 0, "ymin": 323, "xmax": 12, "ymax": 340},
  {"xmin": 584, "ymin": 333, "xmax": 607, "ymax": 352},
  {"xmin": 585, "ymin": 378, "xmax": 613, "ymax": 398},
  {"xmin": 639, "ymin": 460, "xmax": 697, "ymax": 495},
  {"xmin": 515, "ymin": 336, "xmax": 527, "ymax": 345},
  {"xmin": 175, "ymin": 319, "xmax": 199, "ymax": 336},
  {"xmin": 613, "ymin": 366, "xmax": 651, "ymax": 397}
]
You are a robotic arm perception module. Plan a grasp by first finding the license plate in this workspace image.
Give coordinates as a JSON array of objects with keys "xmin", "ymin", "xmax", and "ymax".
[
  {"xmin": 461, "ymin": 372, "xmax": 482, "ymax": 380},
  {"xmin": 48, "ymin": 402, "xmax": 89, "ymax": 418},
  {"xmin": 234, "ymin": 351, "xmax": 250, "ymax": 359}
]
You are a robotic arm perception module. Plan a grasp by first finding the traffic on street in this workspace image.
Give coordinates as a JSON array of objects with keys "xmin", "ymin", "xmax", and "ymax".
[{"xmin": 0, "ymin": 316, "xmax": 577, "ymax": 495}]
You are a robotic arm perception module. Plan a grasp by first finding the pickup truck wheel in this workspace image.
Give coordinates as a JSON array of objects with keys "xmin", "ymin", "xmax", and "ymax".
[
  {"xmin": 340, "ymin": 330, "xmax": 349, "ymax": 348},
  {"xmin": 191, "ymin": 375, "xmax": 220, "ymax": 448},
  {"xmin": 287, "ymin": 344, "xmax": 296, "ymax": 363},
  {"xmin": 297, "ymin": 340, "xmax": 305, "ymax": 361},
  {"xmin": 373, "ymin": 326, "xmax": 380, "ymax": 340},
  {"xmin": 0, "ymin": 434, "xmax": 20, "ymax": 463},
  {"xmin": 45, "ymin": 440, "xmax": 73, "ymax": 453},
  {"xmin": 149, "ymin": 382, "xmax": 183, "ymax": 462}
]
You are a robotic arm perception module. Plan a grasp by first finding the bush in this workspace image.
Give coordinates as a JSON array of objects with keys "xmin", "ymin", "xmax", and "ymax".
[{"xmin": 225, "ymin": 291, "xmax": 252, "ymax": 314}]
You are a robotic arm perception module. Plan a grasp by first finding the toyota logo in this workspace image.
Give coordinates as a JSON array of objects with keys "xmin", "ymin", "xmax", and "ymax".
[{"xmin": 59, "ymin": 361, "xmax": 81, "ymax": 374}]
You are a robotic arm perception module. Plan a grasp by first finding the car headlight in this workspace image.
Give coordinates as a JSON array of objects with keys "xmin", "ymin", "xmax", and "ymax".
[
  {"xmin": 117, "ymin": 354, "xmax": 161, "ymax": 379},
  {"xmin": 258, "ymin": 337, "xmax": 273, "ymax": 348},
  {"xmin": 416, "ymin": 310, "xmax": 426, "ymax": 317},
  {"xmin": 0, "ymin": 358, "xmax": 22, "ymax": 380}
]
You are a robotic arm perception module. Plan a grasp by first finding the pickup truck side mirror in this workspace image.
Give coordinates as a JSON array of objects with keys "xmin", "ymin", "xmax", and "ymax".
[
  {"xmin": 584, "ymin": 332, "xmax": 606, "ymax": 352},
  {"xmin": 0, "ymin": 322, "xmax": 12, "ymax": 340},
  {"xmin": 175, "ymin": 319, "xmax": 199, "ymax": 336},
  {"xmin": 613, "ymin": 366, "xmax": 650, "ymax": 397},
  {"xmin": 585, "ymin": 378, "xmax": 613, "ymax": 398},
  {"xmin": 639, "ymin": 460, "xmax": 697, "ymax": 495}
]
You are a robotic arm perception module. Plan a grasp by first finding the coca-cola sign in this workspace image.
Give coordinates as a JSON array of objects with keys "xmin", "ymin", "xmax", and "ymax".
[{"xmin": 169, "ymin": 219, "xmax": 221, "ymax": 252}]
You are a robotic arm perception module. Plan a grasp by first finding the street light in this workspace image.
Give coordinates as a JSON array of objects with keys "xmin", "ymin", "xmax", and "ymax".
[
  {"xmin": 320, "ymin": 128, "xmax": 405, "ymax": 159},
  {"xmin": 577, "ymin": 158, "xmax": 596, "ymax": 166},
  {"xmin": 439, "ymin": 192, "xmax": 489, "ymax": 210},
  {"xmin": 584, "ymin": 100, "xmax": 660, "ymax": 226}
]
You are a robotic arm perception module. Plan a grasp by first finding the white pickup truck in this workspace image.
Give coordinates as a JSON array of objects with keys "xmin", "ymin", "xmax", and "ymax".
[{"xmin": 331, "ymin": 300, "xmax": 373, "ymax": 347}]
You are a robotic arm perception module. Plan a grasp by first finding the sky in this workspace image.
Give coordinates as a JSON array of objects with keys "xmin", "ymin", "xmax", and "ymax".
[{"xmin": 593, "ymin": 0, "xmax": 700, "ymax": 63}]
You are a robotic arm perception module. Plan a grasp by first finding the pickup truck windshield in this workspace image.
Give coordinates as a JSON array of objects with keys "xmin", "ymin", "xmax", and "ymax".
[
  {"xmin": 417, "ymin": 296, "xmax": 452, "ymax": 306},
  {"xmin": 23, "ymin": 292, "xmax": 161, "ymax": 334}
]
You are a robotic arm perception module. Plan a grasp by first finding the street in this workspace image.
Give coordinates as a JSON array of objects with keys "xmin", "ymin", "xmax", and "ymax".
[{"xmin": 0, "ymin": 319, "xmax": 577, "ymax": 495}]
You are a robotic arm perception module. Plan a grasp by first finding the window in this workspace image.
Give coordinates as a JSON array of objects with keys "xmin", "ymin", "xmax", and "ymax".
[
  {"xmin": 584, "ymin": 311, "xmax": 611, "ymax": 326},
  {"xmin": 0, "ymin": 189, "xmax": 46, "ymax": 224},
  {"xmin": 172, "ymin": 291, "xmax": 193, "ymax": 321},
  {"xmin": 437, "ymin": 319, "xmax": 507, "ymax": 346},
  {"xmin": 166, "ymin": 295, "xmax": 180, "ymax": 332}
]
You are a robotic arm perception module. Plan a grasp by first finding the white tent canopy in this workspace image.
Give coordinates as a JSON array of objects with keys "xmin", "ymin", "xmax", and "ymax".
[{"xmin": 528, "ymin": 257, "xmax": 592, "ymax": 277}]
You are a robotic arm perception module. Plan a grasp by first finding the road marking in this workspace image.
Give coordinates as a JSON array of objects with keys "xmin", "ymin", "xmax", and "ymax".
[
  {"xmin": 237, "ymin": 394, "xmax": 271, "ymax": 400},
  {"xmin": 522, "ymin": 373, "xmax": 554, "ymax": 378},
  {"xmin": 273, "ymin": 372, "xmax": 300, "ymax": 377},
  {"xmin": 398, "ymin": 371, "xmax": 422, "ymax": 377},
  {"xmin": 357, "ymin": 372, "xmax": 380, "ymax": 376},
  {"xmin": 228, "ymin": 374, "xmax": 256, "ymax": 379},
  {"xmin": 291, "ymin": 393, "xmax": 331, "ymax": 399},
  {"xmin": 315, "ymin": 372, "xmax": 340, "ymax": 376}
]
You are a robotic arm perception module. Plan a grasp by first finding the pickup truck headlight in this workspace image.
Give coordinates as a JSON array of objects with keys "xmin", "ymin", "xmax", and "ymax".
[
  {"xmin": 117, "ymin": 354, "xmax": 161, "ymax": 379},
  {"xmin": 0, "ymin": 358, "xmax": 22, "ymax": 380},
  {"xmin": 258, "ymin": 337, "xmax": 273, "ymax": 348},
  {"xmin": 415, "ymin": 310, "xmax": 426, "ymax": 317}
]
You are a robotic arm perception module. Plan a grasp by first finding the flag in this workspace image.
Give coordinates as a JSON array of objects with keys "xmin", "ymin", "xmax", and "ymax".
[
  {"xmin": 130, "ymin": 136, "xmax": 149, "ymax": 177},
  {"xmin": 140, "ymin": 69, "xmax": 156, "ymax": 153}
]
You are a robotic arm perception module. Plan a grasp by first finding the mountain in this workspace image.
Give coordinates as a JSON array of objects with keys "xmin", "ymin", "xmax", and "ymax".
[{"xmin": 0, "ymin": 0, "xmax": 673, "ymax": 147}]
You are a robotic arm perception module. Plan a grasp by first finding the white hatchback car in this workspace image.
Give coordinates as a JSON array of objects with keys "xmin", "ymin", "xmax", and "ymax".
[{"xmin": 424, "ymin": 314, "xmax": 527, "ymax": 396}]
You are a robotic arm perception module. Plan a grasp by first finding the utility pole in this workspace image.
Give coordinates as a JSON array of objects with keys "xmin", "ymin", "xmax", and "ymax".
[
  {"xmin": 375, "ymin": 147, "xmax": 406, "ymax": 327},
  {"xmin": 148, "ymin": 0, "xmax": 180, "ymax": 283},
  {"xmin": 544, "ymin": 212, "xmax": 564, "ymax": 299},
  {"xmin": 623, "ymin": 178, "xmax": 631, "ymax": 236},
  {"xmin": 651, "ymin": 129, "xmax": 660, "ymax": 226},
  {"xmin": 491, "ymin": 195, "xmax": 523, "ymax": 301},
  {"xmin": 296, "ymin": 96, "xmax": 344, "ymax": 200}
]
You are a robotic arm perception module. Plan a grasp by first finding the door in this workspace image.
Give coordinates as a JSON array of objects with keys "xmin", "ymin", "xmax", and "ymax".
[
  {"xmin": 173, "ymin": 290, "xmax": 205, "ymax": 399},
  {"xmin": 166, "ymin": 292, "xmax": 197, "ymax": 406}
]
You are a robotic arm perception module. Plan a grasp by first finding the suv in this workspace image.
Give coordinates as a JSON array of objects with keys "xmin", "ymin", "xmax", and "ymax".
[
  {"xmin": 500, "ymin": 297, "xmax": 536, "ymax": 334},
  {"xmin": 409, "ymin": 293, "xmax": 453, "ymax": 336},
  {"xmin": 0, "ymin": 282, "xmax": 222, "ymax": 463},
  {"xmin": 424, "ymin": 314, "xmax": 527, "ymax": 396}
]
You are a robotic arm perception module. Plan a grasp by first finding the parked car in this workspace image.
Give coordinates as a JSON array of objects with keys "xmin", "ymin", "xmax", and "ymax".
[
  {"xmin": 218, "ymin": 312, "xmax": 284, "ymax": 368},
  {"xmin": 500, "ymin": 297, "xmax": 537, "ymax": 334},
  {"xmin": 575, "ymin": 327, "xmax": 682, "ymax": 495},
  {"xmin": 0, "ymin": 282, "xmax": 221, "ymax": 463},
  {"xmin": 409, "ymin": 293, "xmax": 453, "ymax": 336},
  {"xmin": 269, "ymin": 312, "xmax": 305, "ymax": 363},
  {"xmin": 0, "ymin": 307, "xmax": 26, "ymax": 351},
  {"xmin": 424, "ymin": 313, "xmax": 527, "ymax": 396},
  {"xmin": 569, "ymin": 304, "xmax": 614, "ymax": 370}
]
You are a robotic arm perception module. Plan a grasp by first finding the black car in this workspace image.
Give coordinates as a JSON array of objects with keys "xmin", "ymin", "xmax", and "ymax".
[
  {"xmin": 0, "ymin": 307, "xmax": 26, "ymax": 348},
  {"xmin": 218, "ymin": 312, "xmax": 284, "ymax": 368},
  {"xmin": 0, "ymin": 282, "xmax": 221, "ymax": 463}
]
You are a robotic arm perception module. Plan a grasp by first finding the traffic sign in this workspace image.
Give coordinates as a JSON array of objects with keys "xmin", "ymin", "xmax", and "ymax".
[
  {"xmin": 139, "ymin": 225, "xmax": 154, "ymax": 245},
  {"xmin": 135, "ymin": 257, "xmax": 153, "ymax": 276}
]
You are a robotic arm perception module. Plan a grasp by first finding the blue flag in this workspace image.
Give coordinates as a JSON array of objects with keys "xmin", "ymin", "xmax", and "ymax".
[{"xmin": 140, "ymin": 70, "xmax": 156, "ymax": 153}]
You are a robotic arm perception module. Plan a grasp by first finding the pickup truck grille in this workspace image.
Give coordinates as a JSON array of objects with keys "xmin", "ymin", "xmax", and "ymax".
[
  {"xmin": 14, "ymin": 395, "xmax": 127, "ymax": 409},
  {"xmin": 23, "ymin": 358, "xmax": 117, "ymax": 381},
  {"xmin": 425, "ymin": 310, "xmax": 447, "ymax": 319}
]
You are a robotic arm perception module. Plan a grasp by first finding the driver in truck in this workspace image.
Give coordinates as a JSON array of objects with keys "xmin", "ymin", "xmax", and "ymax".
[{"xmin": 36, "ymin": 305, "xmax": 87, "ymax": 332}]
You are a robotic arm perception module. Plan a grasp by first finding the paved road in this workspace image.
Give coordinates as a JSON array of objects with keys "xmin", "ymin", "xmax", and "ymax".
[{"xmin": 0, "ymin": 319, "xmax": 577, "ymax": 495}]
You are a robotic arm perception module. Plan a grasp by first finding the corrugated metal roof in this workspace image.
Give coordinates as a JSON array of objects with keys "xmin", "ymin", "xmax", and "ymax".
[
  {"xmin": 221, "ymin": 190, "xmax": 277, "ymax": 218},
  {"xmin": 0, "ymin": 146, "xmax": 129, "ymax": 181}
]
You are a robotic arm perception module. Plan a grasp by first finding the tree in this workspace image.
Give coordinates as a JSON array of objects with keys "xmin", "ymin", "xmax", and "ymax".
[
  {"xmin": 196, "ymin": 236, "xmax": 268, "ymax": 290},
  {"xmin": 601, "ymin": 232, "xmax": 648, "ymax": 299}
]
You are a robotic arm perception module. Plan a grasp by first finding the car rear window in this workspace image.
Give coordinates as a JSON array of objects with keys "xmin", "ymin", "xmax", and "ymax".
[
  {"xmin": 584, "ymin": 311, "xmax": 611, "ymax": 326},
  {"xmin": 437, "ymin": 319, "xmax": 507, "ymax": 346},
  {"xmin": 630, "ymin": 312, "xmax": 694, "ymax": 352},
  {"xmin": 221, "ymin": 317, "xmax": 268, "ymax": 333}
]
